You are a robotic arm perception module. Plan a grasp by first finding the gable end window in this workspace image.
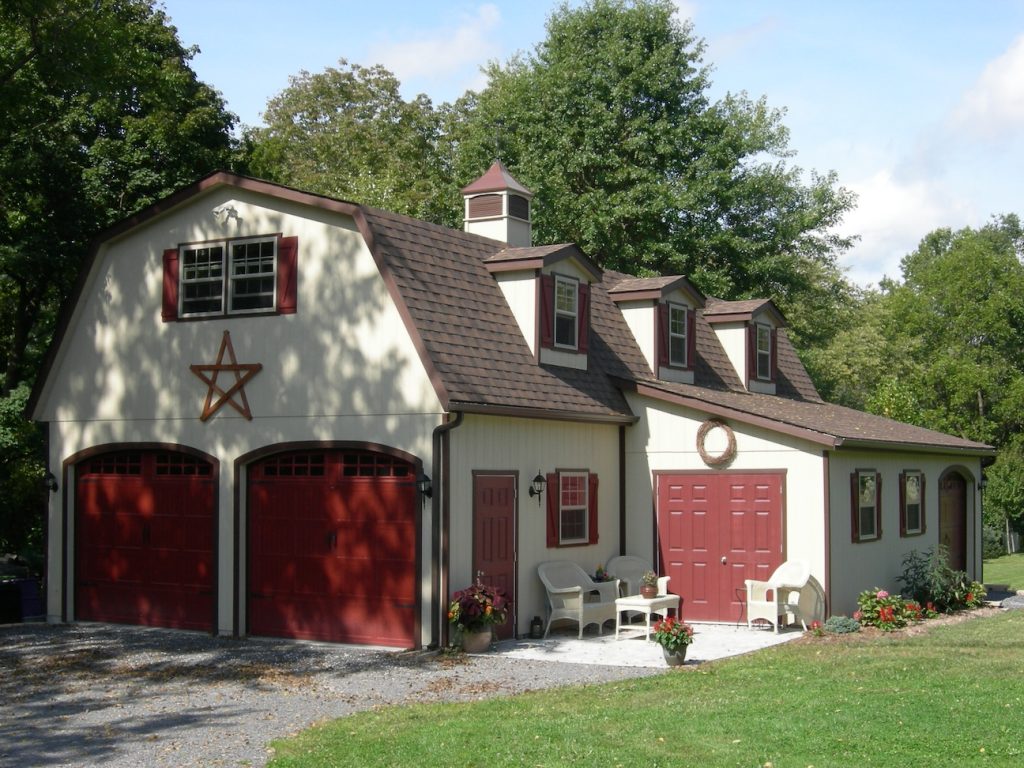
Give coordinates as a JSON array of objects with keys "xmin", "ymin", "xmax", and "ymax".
[
  {"xmin": 545, "ymin": 470, "xmax": 599, "ymax": 547},
  {"xmin": 851, "ymin": 470, "xmax": 882, "ymax": 542},
  {"xmin": 539, "ymin": 273, "xmax": 590, "ymax": 354},
  {"xmin": 899, "ymin": 470, "xmax": 926, "ymax": 537},
  {"xmin": 163, "ymin": 234, "xmax": 297, "ymax": 321}
]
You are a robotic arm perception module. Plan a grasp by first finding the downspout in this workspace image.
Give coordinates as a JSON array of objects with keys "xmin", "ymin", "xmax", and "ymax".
[
  {"xmin": 431, "ymin": 411, "xmax": 463, "ymax": 649},
  {"xmin": 618, "ymin": 424, "xmax": 627, "ymax": 555},
  {"xmin": 822, "ymin": 450, "xmax": 832, "ymax": 618}
]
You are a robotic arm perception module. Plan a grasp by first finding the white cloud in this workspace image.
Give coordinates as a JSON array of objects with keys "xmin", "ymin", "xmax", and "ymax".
[
  {"xmin": 367, "ymin": 4, "xmax": 501, "ymax": 87},
  {"xmin": 838, "ymin": 169, "xmax": 974, "ymax": 287},
  {"xmin": 950, "ymin": 33, "xmax": 1024, "ymax": 142},
  {"xmin": 672, "ymin": 0, "xmax": 699, "ymax": 23}
]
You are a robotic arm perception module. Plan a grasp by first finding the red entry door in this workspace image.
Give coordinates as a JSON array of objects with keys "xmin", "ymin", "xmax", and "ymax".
[
  {"xmin": 472, "ymin": 474, "xmax": 517, "ymax": 639},
  {"xmin": 939, "ymin": 472, "xmax": 967, "ymax": 571},
  {"xmin": 657, "ymin": 473, "xmax": 783, "ymax": 623}
]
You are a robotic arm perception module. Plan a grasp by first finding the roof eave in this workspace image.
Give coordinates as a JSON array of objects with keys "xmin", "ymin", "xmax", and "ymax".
[{"xmin": 449, "ymin": 401, "xmax": 637, "ymax": 425}]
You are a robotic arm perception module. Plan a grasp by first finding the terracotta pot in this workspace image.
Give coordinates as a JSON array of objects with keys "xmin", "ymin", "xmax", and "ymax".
[
  {"xmin": 662, "ymin": 645, "xmax": 688, "ymax": 666},
  {"xmin": 461, "ymin": 628, "xmax": 492, "ymax": 653},
  {"xmin": 640, "ymin": 584, "xmax": 658, "ymax": 599}
]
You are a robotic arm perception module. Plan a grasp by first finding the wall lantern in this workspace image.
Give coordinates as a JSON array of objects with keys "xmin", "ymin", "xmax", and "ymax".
[
  {"xmin": 416, "ymin": 472, "xmax": 433, "ymax": 498},
  {"xmin": 44, "ymin": 471, "xmax": 59, "ymax": 493},
  {"xmin": 528, "ymin": 472, "xmax": 546, "ymax": 505}
]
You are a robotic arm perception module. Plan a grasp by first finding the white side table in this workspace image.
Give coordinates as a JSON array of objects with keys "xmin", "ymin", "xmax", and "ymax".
[{"xmin": 614, "ymin": 594, "xmax": 681, "ymax": 641}]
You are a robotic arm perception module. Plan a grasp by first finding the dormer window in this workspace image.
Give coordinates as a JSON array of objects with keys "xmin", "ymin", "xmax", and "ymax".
[
  {"xmin": 755, "ymin": 323, "xmax": 772, "ymax": 380},
  {"xmin": 554, "ymin": 275, "xmax": 579, "ymax": 349},
  {"xmin": 668, "ymin": 303, "xmax": 689, "ymax": 367}
]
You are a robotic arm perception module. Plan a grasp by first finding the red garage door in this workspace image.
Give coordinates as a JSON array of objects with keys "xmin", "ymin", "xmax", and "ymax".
[
  {"xmin": 75, "ymin": 450, "xmax": 216, "ymax": 631},
  {"xmin": 657, "ymin": 472, "xmax": 783, "ymax": 623},
  {"xmin": 248, "ymin": 450, "xmax": 418, "ymax": 647}
]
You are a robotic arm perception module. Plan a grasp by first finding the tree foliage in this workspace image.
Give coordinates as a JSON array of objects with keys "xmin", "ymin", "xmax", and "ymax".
[{"xmin": 0, "ymin": 0, "xmax": 236, "ymax": 393}]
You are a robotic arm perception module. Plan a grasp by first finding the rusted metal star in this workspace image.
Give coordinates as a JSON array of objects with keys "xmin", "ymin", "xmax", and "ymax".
[{"xmin": 190, "ymin": 331, "xmax": 262, "ymax": 422}]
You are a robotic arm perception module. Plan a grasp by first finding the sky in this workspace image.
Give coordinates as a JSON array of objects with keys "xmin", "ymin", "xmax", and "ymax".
[{"xmin": 160, "ymin": 0, "xmax": 1024, "ymax": 288}]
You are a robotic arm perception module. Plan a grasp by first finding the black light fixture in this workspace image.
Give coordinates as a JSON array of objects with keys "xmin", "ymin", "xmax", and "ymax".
[
  {"xmin": 528, "ymin": 472, "xmax": 546, "ymax": 505},
  {"xmin": 416, "ymin": 472, "xmax": 433, "ymax": 498},
  {"xmin": 44, "ymin": 471, "xmax": 59, "ymax": 493}
]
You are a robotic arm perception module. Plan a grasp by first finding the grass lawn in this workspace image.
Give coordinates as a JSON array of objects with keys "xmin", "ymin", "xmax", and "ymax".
[
  {"xmin": 984, "ymin": 553, "xmax": 1024, "ymax": 590},
  {"xmin": 268, "ymin": 610, "xmax": 1024, "ymax": 767}
]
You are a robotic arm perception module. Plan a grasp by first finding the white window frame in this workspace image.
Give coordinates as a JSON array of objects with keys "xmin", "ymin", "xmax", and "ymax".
[
  {"xmin": 558, "ymin": 471, "xmax": 589, "ymax": 545},
  {"xmin": 179, "ymin": 236, "xmax": 278, "ymax": 318},
  {"xmin": 756, "ymin": 323, "xmax": 772, "ymax": 380},
  {"xmin": 857, "ymin": 470, "xmax": 880, "ymax": 541},
  {"xmin": 553, "ymin": 274, "xmax": 579, "ymax": 350},
  {"xmin": 668, "ymin": 303, "xmax": 688, "ymax": 367},
  {"xmin": 902, "ymin": 470, "xmax": 923, "ymax": 536}
]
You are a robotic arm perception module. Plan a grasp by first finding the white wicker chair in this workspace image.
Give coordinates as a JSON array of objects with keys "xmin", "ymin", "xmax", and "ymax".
[
  {"xmin": 537, "ymin": 561, "xmax": 620, "ymax": 639},
  {"xmin": 606, "ymin": 555, "xmax": 652, "ymax": 597},
  {"xmin": 745, "ymin": 560, "xmax": 825, "ymax": 632}
]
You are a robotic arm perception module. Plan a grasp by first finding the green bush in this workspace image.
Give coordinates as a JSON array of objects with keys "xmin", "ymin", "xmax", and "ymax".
[
  {"xmin": 856, "ymin": 588, "xmax": 910, "ymax": 630},
  {"xmin": 897, "ymin": 546, "xmax": 987, "ymax": 612},
  {"xmin": 823, "ymin": 615, "xmax": 860, "ymax": 634},
  {"xmin": 983, "ymin": 526, "xmax": 1006, "ymax": 559}
]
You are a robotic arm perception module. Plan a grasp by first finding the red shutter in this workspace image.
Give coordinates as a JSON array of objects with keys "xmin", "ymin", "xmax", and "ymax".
[
  {"xmin": 162, "ymin": 248, "xmax": 179, "ymax": 322},
  {"xmin": 656, "ymin": 303, "xmax": 669, "ymax": 368},
  {"xmin": 875, "ymin": 473, "xmax": 883, "ymax": 538},
  {"xmin": 577, "ymin": 283, "xmax": 590, "ymax": 353},
  {"xmin": 539, "ymin": 275, "xmax": 554, "ymax": 349},
  {"xmin": 685, "ymin": 309, "xmax": 696, "ymax": 370},
  {"xmin": 277, "ymin": 235, "xmax": 298, "ymax": 315},
  {"xmin": 770, "ymin": 328, "xmax": 778, "ymax": 382},
  {"xmin": 850, "ymin": 472, "xmax": 859, "ymax": 543},
  {"xmin": 587, "ymin": 472, "xmax": 599, "ymax": 545},
  {"xmin": 919, "ymin": 474, "xmax": 927, "ymax": 534},
  {"xmin": 898, "ymin": 472, "xmax": 907, "ymax": 536},
  {"xmin": 747, "ymin": 324, "xmax": 756, "ymax": 384},
  {"xmin": 545, "ymin": 472, "xmax": 559, "ymax": 548}
]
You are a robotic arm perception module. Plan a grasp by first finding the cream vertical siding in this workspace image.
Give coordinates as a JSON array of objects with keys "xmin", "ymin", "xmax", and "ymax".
[
  {"xmin": 618, "ymin": 300, "xmax": 656, "ymax": 372},
  {"xmin": 447, "ymin": 414, "xmax": 621, "ymax": 635},
  {"xmin": 623, "ymin": 392, "xmax": 827, "ymax": 600},
  {"xmin": 35, "ymin": 186, "xmax": 445, "ymax": 642},
  {"xmin": 827, "ymin": 450, "xmax": 983, "ymax": 615},
  {"xmin": 711, "ymin": 323, "xmax": 748, "ymax": 385}
]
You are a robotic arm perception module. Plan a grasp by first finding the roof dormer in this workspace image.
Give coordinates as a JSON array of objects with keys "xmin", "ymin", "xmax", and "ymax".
[
  {"xmin": 608, "ymin": 276, "xmax": 705, "ymax": 384},
  {"xmin": 703, "ymin": 299, "xmax": 786, "ymax": 394},
  {"xmin": 485, "ymin": 243, "xmax": 601, "ymax": 370},
  {"xmin": 462, "ymin": 161, "xmax": 533, "ymax": 247}
]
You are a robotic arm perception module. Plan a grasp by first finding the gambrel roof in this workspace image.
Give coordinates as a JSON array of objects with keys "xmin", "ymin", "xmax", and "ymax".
[{"xmin": 31, "ymin": 171, "xmax": 992, "ymax": 456}]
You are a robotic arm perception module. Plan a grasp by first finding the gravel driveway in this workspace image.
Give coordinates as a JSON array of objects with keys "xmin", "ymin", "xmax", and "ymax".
[{"xmin": 0, "ymin": 623, "xmax": 659, "ymax": 767}]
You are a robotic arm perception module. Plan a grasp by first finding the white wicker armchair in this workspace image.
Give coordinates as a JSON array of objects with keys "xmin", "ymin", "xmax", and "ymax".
[
  {"xmin": 537, "ymin": 561, "xmax": 620, "ymax": 639},
  {"xmin": 745, "ymin": 560, "xmax": 825, "ymax": 632}
]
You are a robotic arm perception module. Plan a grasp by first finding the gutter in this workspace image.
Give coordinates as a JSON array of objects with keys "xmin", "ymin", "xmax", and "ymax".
[{"xmin": 430, "ymin": 411, "xmax": 463, "ymax": 649}]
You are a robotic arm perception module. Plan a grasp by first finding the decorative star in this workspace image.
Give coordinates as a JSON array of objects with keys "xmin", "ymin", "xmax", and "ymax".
[{"xmin": 190, "ymin": 331, "xmax": 263, "ymax": 422}]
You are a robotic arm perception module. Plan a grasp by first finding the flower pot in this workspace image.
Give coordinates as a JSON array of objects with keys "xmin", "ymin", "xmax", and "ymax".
[
  {"xmin": 662, "ymin": 646, "xmax": 688, "ymax": 666},
  {"xmin": 461, "ymin": 628, "xmax": 492, "ymax": 653},
  {"xmin": 640, "ymin": 585, "xmax": 658, "ymax": 599}
]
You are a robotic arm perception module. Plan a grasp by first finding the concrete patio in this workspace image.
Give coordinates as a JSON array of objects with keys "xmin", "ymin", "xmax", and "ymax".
[{"xmin": 490, "ymin": 621, "xmax": 802, "ymax": 668}]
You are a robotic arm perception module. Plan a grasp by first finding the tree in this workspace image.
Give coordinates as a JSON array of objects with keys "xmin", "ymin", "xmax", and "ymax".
[
  {"xmin": 1, "ymin": 0, "xmax": 236, "ymax": 394},
  {"xmin": 244, "ymin": 60, "xmax": 453, "ymax": 225},
  {"xmin": 448, "ymin": 0, "xmax": 857, "ymax": 349}
]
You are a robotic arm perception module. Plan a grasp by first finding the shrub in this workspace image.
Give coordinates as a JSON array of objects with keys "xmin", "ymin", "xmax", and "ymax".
[
  {"xmin": 823, "ymin": 615, "xmax": 860, "ymax": 634},
  {"xmin": 983, "ymin": 526, "xmax": 1005, "ymax": 559},
  {"xmin": 898, "ymin": 546, "xmax": 987, "ymax": 612}
]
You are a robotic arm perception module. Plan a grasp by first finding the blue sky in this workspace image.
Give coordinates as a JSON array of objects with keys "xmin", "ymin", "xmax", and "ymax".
[{"xmin": 160, "ymin": 0, "xmax": 1024, "ymax": 287}]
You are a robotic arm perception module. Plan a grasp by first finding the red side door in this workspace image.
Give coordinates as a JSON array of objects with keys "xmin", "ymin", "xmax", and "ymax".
[
  {"xmin": 657, "ymin": 472, "xmax": 783, "ymax": 623},
  {"xmin": 472, "ymin": 474, "xmax": 517, "ymax": 639}
]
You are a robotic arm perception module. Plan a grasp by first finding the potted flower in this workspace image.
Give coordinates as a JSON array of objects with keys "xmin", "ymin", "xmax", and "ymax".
[
  {"xmin": 448, "ymin": 582, "xmax": 510, "ymax": 652},
  {"xmin": 653, "ymin": 616, "xmax": 694, "ymax": 665},
  {"xmin": 640, "ymin": 570, "xmax": 659, "ymax": 599}
]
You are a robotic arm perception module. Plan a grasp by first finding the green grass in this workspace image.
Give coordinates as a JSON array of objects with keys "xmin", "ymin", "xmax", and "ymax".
[
  {"xmin": 268, "ymin": 612, "xmax": 1024, "ymax": 767},
  {"xmin": 984, "ymin": 553, "xmax": 1024, "ymax": 590}
]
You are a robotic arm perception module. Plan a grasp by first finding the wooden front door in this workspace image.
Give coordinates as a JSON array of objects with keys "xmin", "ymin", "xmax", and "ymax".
[
  {"xmin": 472, "ymin": 473, "xmax": 517, "ymax": 639},
  {"xmin": 657, "ymin": 472, "xmax": 783, "ymax": 623},
  {"xmin": 939, "ymin": 472, "xmax": 967, "ymax": 571}
]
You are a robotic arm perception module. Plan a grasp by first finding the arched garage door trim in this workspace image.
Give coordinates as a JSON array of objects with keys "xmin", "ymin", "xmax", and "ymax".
[
  {"xmin": 236, "ymin": 441, "xmax": 424, "ymax": 645},
  {"xmin": 63, "ymin": 443, "xmax": 219, "ymax": 629}
]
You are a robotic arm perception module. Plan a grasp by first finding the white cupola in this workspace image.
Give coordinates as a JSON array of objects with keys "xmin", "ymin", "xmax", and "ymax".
[{"xmin": 462, "ymin": 161, "xmax": 533, "ymax": 247}]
